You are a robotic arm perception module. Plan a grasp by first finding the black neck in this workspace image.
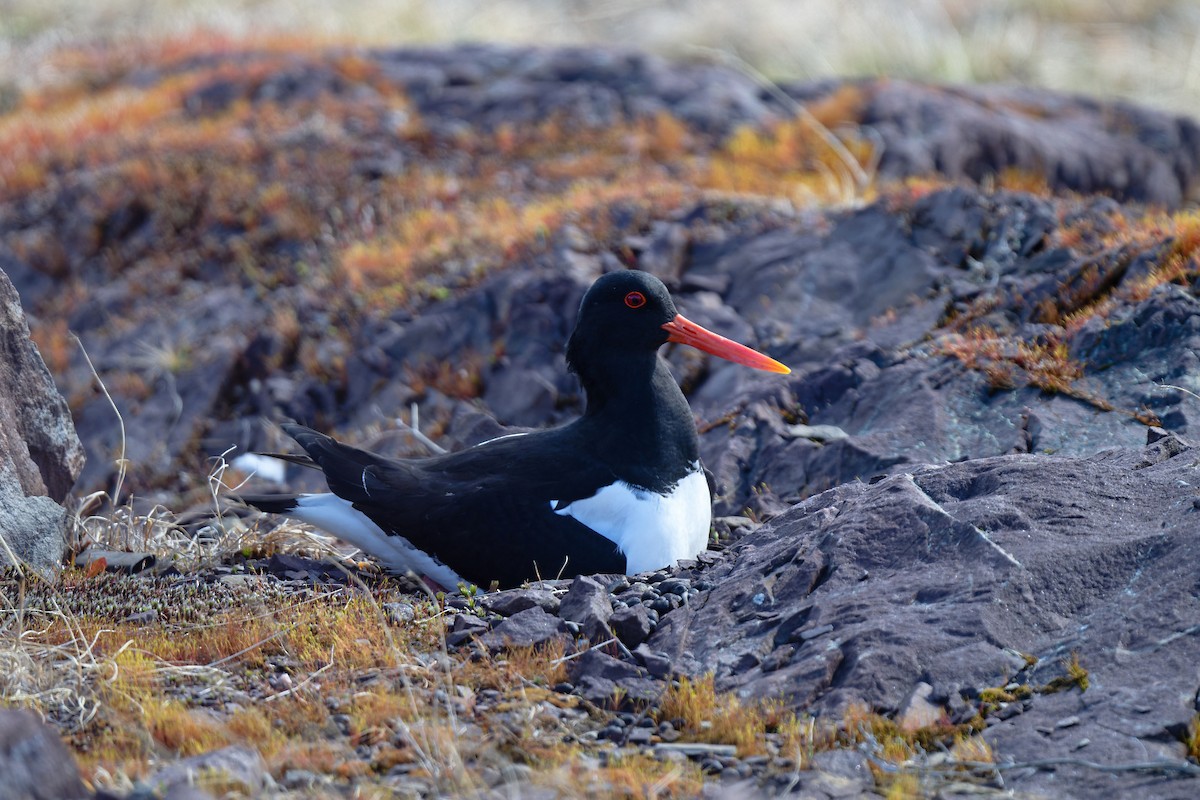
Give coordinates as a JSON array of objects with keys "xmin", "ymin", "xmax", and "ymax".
[{"xmin": 570, "ymin": 351, "xmax": 700, "ymax": 490}]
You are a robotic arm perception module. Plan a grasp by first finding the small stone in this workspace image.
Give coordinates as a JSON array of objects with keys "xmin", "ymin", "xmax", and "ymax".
[
  {"xmin": 599, "ymin": 725, "xmax": 625, "ymax": 742},
  {"xmin": 568, "ymin": 650, "xmax": 660, "ymax": 705},
  {"xmin": 609, "ymin": 604, "xmax": 654, "ymax": 648},
  {"xmin": 476, "ymin": 606, "xmax": 568, "ymax": 652},
  {"xmin": 559, "ymin": 575, "xmax": 613, "ymax": 641},
  {"xmin": 799, "ymin": 623, "xmax": 834, "ymax": 640},
  {"xmin": 626, "ymin": 727, "xmax": 653, "ymax": 746},
  {"xmin": 481, "ymin": 588, "xmax": 560, "ymax": 616},
  {"xmin": 994, "ymin": 702, "xmax": 1024, "ymax": 720},
  {"xmin": 898, "ymin": 682, "xmax": 943, "ymax": 732},
  {"xmin": 445, "ymin": 613, "xmax": 489, "ymax": 647},
  {"xmin": 384, "ymin": 602, "xmax": 415, "ymax": 625},
  {"xmin": 606, "ymin": 577, "xmax": 631, "ymax": 593},
  {"xmin": 634, "ymin": 644, "xmax": 673, "ymax": 679},
  {"xmin": 657, "ymin": 578, "xmax": 691, "ymax": 596},
  {"xmin": 145, "ymin": 746, "xmax": 269, "ymax": 796},
  {"xmin": 1055, "ymin": 715, "xmax": 1081, "ymax": 728}
]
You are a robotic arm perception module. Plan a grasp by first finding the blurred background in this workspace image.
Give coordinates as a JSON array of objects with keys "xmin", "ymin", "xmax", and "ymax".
[{"xmin": 2, "ymin": 0, "xmax": 1198, "ymax": 114}]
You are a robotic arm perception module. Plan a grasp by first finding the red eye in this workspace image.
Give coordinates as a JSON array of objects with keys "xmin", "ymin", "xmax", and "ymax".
[{"xmin": 624, "ymin": 291, "xmax": 647, "ymax": 309}]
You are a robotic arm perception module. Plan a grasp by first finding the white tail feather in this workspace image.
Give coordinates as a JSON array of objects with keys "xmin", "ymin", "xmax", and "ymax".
[{"xmin": 293, "ymin": 494, "xmax": 464, "ymax": 589}]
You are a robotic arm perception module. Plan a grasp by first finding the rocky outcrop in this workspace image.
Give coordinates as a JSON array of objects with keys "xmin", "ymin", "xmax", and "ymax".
[
  {"xmin": 0, "ymin": 268, "xmax": 84, "ymax": 575},
  {"xmin": 653, "ymin": 435, "xmax": 1200, "ymax": 800}
]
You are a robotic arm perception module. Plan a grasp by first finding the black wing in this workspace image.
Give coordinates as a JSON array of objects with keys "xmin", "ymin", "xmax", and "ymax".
[{"xmin": 281, "ymin": 423, "xmax": 627, "ymax": 587}]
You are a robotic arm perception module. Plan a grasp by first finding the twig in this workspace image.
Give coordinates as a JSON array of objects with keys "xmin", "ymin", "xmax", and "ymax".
[
  {"xmin": 1157, "ymin": 383, "xmax": 1200, "ymax": 403},
  {"xmin": 73, "ymin": 334, "xmax": 128, "ymax": 508},
  {"xmin": 688, "ymin": 45, "xmax": 874, "ymax": 197},
  {"xmin": 395, "ymin": 402, "xmax": 447, "ymax": 455},
  {"xmin": 551, "ymin": 637, "xmax": 617, "ymax": 665}
]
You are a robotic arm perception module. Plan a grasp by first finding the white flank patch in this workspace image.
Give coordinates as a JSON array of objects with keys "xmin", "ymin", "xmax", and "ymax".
[
  {"xmin": 292, "ymin": 494, "xmax": 464, "ymax": 589},
  {"xmin": 230, "ymin": 453, "xmax": 287, "ymax": 485},
  {"xmin": 552, "ymin": 466, "xmax": 711, "ymax": 575}
]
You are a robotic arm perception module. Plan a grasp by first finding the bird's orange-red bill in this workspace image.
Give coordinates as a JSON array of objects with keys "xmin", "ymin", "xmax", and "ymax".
[{"xmin": 662, "ymin": 314, "xmax": 791, "ymax": 374}]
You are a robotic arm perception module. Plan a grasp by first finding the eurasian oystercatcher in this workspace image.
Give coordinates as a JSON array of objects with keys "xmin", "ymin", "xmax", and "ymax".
[{"xmin": 241, "ymin": 270, "xmax": 789, "ymax": 590}]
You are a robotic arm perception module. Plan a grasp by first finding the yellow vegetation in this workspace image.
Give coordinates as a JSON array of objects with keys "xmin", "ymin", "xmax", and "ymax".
[{"xmin": 657, "ymin": 674, "xmax": 798, "ymax": 757}]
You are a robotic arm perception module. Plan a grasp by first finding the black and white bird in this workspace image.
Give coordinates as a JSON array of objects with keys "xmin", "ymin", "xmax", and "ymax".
[{"xmin": 241, "ymin": 270, "xmax": 789, "ymax": 590}]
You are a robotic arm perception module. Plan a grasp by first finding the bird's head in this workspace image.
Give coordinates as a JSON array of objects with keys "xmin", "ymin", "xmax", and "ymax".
[{"xmin": 567, "ymin": 269, "xmax": 790, "ymax": 375}]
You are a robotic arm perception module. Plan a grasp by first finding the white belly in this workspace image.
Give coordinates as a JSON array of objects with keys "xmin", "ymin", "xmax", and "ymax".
[{"xmin": 552, "ymin": 466, "xmax": 711, "ymax": 575}]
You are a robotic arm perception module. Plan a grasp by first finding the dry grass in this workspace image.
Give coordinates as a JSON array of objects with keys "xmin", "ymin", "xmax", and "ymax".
[{"xmin": 2, "ymin": 1, "xmax": 1195, "ymax": 114}]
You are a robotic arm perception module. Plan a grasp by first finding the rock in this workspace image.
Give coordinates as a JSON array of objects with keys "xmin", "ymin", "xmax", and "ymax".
[
  {"xmin": 609, "ymin": 604, "xmax": 654, "ymax": 648},
  {"xmin": 633, "ymin": 644, "xmax": 674, "ymax": 679},
  {"xmin": 144, "ymin": 745, "xmax": 269, "ymax": 796},
  {"xmin": 0, "ymin": 267, "xmax": 84, "ymax": 576},
  {"xmin": 383, "ymin": 602, "xmax": 416, "ymax": 625},
  {"xmin": 652, "ymin": 443, "xmax": 1200, "ymax": 798},
  {"xmin": 0, "ymin": 268, "xmax": 84, "ymax": 503},
  {"xmin": 860, "ymin": 81, "xmax": 1200, "ymax": 207},
  {"xmin": 0, "ymin": 708, "xmax": 89, "ymax": 800},
  {"xmin": 557, "ymin": 575, "xmax": 613, "ymax": 642},
  {"xmin": 475, "ymin": 606, "xmax": 567, "ymax": 652},
  {"xmin": 480, "ymin": 587, "xmax": 560, "ymax": 616},
  {"xmin": 567, "ymin": 650, "xmax": 660, "ymax": 706},
  {"xmin": 897, "ymin": 682, "xmax": 944, "ymax": 732},
  {"xmin": 445, "ymin": 613, "xmax": 490, "ymax": 648},
  {"xmin": 807, "ymin": 749, "xmax": 872, "ymax": 795},
  {"xmin": 0, "ymin": 493, "xmax": 67, "ymax": 579}
]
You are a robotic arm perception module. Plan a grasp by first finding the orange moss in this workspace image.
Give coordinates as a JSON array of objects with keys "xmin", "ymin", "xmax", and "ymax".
[{"xmin": 656, "ymin": 674, "xmax": 797, "ymax": 757}]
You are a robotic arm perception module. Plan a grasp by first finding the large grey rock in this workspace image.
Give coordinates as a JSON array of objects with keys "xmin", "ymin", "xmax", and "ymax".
[
  {"xmin": 0, "ymin": 708, "xmax": 89, "ymax": 800},
  {"xmin": 0, "ymin": 489, "xmax": 68, "ymax": 578},
  {"xmin": 651, "ymin": 438, "xmax": 1200, "ymax": 799},
  {"xmin": 0, "ymin": 267, "xmax": 83, "ymax": 575}
]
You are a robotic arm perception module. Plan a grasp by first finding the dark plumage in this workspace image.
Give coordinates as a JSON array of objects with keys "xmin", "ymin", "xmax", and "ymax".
[{"xmin": 241, "ymin": 270, "xmax": 789, "ymax": 589}]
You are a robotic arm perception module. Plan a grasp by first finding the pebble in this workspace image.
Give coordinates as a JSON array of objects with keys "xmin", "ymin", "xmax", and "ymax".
[
  {"xmin": 599, "ymin": 725, "xmax": 625, "ymax": 742},
  {"xmin": 657, "ymin": 578, "xmax": 691, "ymax": 596},
  {"xmin": 606, "ymin": 577, "xmax": 630, "ymax": 593},
  {"xmin": 626, "ymin": 727, "xmax": 653, "ymax": 746},
  {"xmin": 383, "ymin": 602, "xmax": 416, "ymax": 625}
]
